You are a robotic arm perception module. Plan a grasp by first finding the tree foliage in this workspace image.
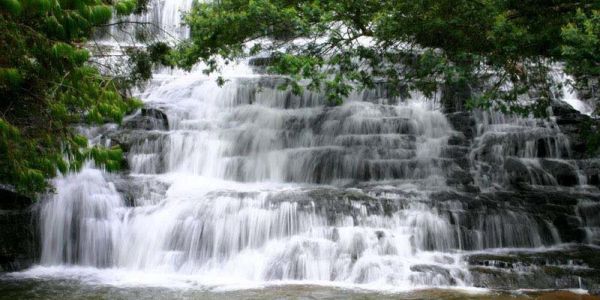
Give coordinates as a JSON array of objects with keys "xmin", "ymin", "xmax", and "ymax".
[
  {"xmin": 180, "ymin": 0, "xmax": 599, "ymax": 114},
  {"xmin": 0, "ymin": 0, "xmax": 144, "ymax": 194},
  {"xmin": 561, "ymin": 9, "xmax": 600, "ymax": 94}
]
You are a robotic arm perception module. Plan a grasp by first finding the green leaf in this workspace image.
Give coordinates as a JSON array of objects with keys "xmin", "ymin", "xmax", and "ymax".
[
  {"xmin": 0, "ymin": 0, "xmax": 22, "ymax": 15},
  {"xmin": 0, "ymin": 68, "xmax": 22, "ymax": 87}
]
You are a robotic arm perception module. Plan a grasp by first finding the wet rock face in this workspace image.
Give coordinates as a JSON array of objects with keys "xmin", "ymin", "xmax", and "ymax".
[
  {"xmin": 446, "ymin": 112, "xmax": 476, "ymax": 141},
  {"xmin": 578, "ymin": 160, "xmax": 600, "ymax": 187},
  {"xmin": 440, "ymin": 102, "xmax": 600, "ymax": 288},
  {"xmin": 551, "ymin": 101, "xmax": 598, "ymax": 159},
  {"xmin": 478, "ymin": 189, "xmax": 599, "ymax": 244},
  {"xmin": 539, "ymin": 159, "xmax": 579, "ymax": 186},
  {"xmin": 122, "ymin": 108, "xmax": 169, "ymax": 131},
  {"xmin": 0, "ymin": 186, "xmax": 38, "ymax": 272},
  {"xmin": 445, "ymin": 101, "xmax": 600, "ymax": 190},
  {"xmin": 104, "ymin": 106, "xmax": 169, "ymax": 174},
  {"xmin": 441, "ymin": 81, "xmax": 472, "ymax": 113},
  {"xmin": 440, "ymin": 113, "xmax": 477, "ymax": 190},
  {"xmin": 503, "ymin": 157, "xmax": 531, "ymax": 186},
  {"xmin": 467, "ymin": 245, "xmax": 600, "ymax": 292}
]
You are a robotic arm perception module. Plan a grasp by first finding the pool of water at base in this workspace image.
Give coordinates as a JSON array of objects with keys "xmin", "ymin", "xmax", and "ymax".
[{"xmin": 0, "ymin": 277, "xmax": 598, "ymax": 300}]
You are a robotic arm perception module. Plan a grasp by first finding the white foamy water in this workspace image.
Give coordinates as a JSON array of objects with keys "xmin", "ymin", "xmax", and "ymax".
[
  {"xmin": 30, "ymin": 71, "xmax": 476, "ymax": 288},
  {"xmin": 552, "ymin": 70, "xmax": 594, "ymax": 116},
  {"xmin": 100, "ymin": 0, "xmax": 194, "ymax": 43}
]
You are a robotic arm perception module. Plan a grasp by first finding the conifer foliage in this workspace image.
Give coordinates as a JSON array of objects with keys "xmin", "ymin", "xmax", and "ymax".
[{"xmin": 0, "ymin": 0, "xmax": 142, "ymax": 194}]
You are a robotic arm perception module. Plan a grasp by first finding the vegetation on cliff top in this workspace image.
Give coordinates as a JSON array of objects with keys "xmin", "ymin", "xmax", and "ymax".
[{"xmin": 179, "ymin": 0, "xmax": 599, "ymax": 114}]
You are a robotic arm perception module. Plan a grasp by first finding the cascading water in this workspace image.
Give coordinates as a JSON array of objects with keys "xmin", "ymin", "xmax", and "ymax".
[
  {"xmin": 37, "ymin": 75, "xmax": 475, "ymax": 288},
  {"xmin": 16, "ymin": 0, "xmax": 600, "ymax": 295},
  {"xmin": 98, "ymin": 0, "xmax": 194, "ymax": 43},
  {"xmin": 470, "ymin": 110, "xmax": 574, "ymax": 189}
]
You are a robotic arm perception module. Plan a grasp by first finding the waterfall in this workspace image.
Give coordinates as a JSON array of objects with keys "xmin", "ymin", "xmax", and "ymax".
[
  {"xmin": 40, "ymin": 167, "xmax": 123, "ymax": 267},
  {"xmin": 98, "ymin": 0, "xmax": 194, "ymax": 43},
  {"xmin": 470, "ymin": 110, "xmax": 573, "ymax": 188},
  {"xmin": 37, "ymin": 76, "xmax": 475, "ymax": 287},
  {"xmin": 26, "ymin": 0, "xmax": 600, "ymax": 293}
]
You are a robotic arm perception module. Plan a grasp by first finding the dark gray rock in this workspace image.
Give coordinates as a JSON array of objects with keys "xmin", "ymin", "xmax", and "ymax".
[
  {"xmin": 441, "ymin": 145, "xmax": 470, "ymax": 159},
  {"xmin": 577, "ymin": 160, "xmax": 600, "ymax": 187},
  {"xmin": 410, "ymin": 264, "xmax": 457, "ymax": 285},
  {"xmin": 551, "ymin": 101, "xmax": 599, "ymax": 159},
  {"xmin": 100, "ymin": 106, "xmax": 170, "ymax": 176},
  {"xmin": 122, "ymin": 108, "xmax": 169, "ymax": 131},
  {"xmin": 539, "ymin": 159, "xmax": 580, "ymax": 186},
  {"xmin": 446, "ymin": 112, "xmax": 476, "ymax": 141},
  {"xmin": 441, "ymin": 81, "xmax": 472, "ymax": 113},
  {"xmin": 467, "ymin": 245, "xmax": 600, "ymax": 290},
  {"xmin": 503, "ymin": 157, "xmax": 531, "ymax": 186},
  {"xmin": 446, "ymin": 166, "xmax": 475, "ymax": 187},
  {"xmin": 0, "ymin": 186, "xmax": 38, "ymax": 272},
  {"xmin": 111, "ymin": 176, "xmax": 170, "ymax": 207},
  {"xmin": 553, "ymin": 213, "xmax": 587, "ymax": 243},
  {"xmin": 410, "ymin": 264, "xmax": 452, "ymax": 278},
  {"xmin": 105, "ymin": 130, "xmax": 166, "ymax": 153}
]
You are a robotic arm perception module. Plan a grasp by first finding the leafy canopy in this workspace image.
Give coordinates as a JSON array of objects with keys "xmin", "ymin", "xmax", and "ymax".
[{"xmin": 180, "ymin": 0, "xmax": 599, "ymax": 114}]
